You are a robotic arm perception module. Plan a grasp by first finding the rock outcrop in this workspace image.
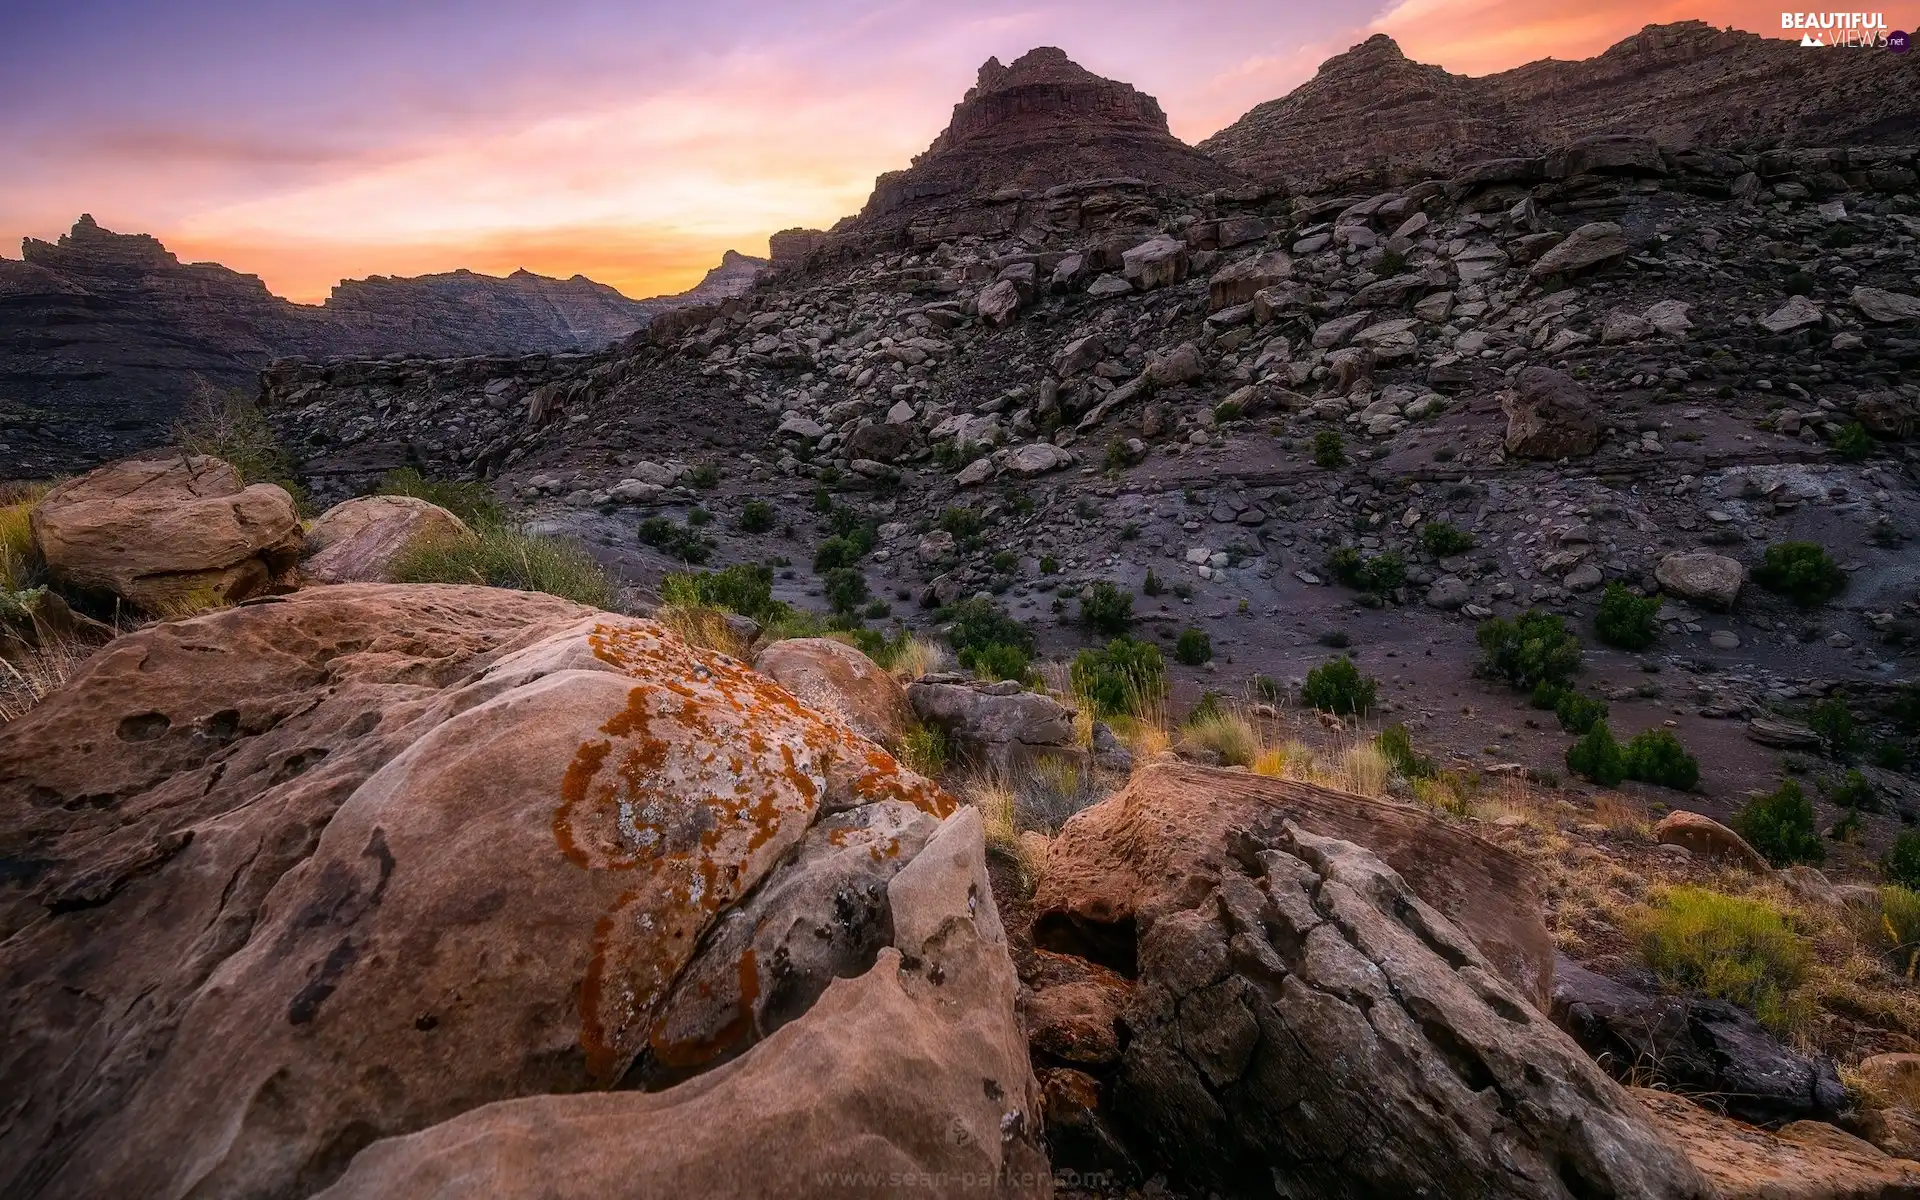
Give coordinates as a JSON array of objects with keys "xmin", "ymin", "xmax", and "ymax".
[
  {"xmin": 0, "ymin": 584, "xmax": 1046, "ymax": 1199},
  {"xmin": 751, "ymin": 636, "xmax": 914, "ymax": 747},
  {"xmin": 1637, "ymin": 1087, "xmax": 1920, "ymax": 1200},
  {"xmin": 30, "ymin": 453, "xmax": 302, "ymax": 611},
  {"xmin": 1202, "ymin": 22, "xmax": 1920, "ymax": 190}
]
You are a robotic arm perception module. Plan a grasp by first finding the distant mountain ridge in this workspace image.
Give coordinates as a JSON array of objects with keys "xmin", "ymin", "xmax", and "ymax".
[
  {"xmin": 1201, "ymin": 21, "xmax": 1919, "ymax": 189},
  {"xmin": 0, "ymin": 216, "xmax": 763, "ymax": 475}
]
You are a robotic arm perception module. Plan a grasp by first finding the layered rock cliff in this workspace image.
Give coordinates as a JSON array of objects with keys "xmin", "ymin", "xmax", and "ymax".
[
  {"xmin": 1202, "ymin": 21, "xmax": 1920, "ymax": 189},
  {"xmin": 0, "ymin": 217, "xmax": 763, "ymax": 476}
]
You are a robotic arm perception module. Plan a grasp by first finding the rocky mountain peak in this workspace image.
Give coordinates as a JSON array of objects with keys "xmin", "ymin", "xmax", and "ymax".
[
  {"xmin": 922, "ymin": 46, "xmax": 1174, "ymax": 161},
  {"xmin": 22, "ymin": 214, "xmax": 182, "ymax": 274}
]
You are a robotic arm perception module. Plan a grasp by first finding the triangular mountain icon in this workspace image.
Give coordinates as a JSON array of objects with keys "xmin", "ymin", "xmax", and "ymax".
[{"xmin": 1800, "ymin": 31, "xmax": 1825, "ymax": 46}]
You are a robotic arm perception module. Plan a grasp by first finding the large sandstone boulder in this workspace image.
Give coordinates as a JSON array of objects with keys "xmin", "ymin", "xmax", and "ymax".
[
  {"xmin": 1207, "ymin": 250, "xmax": 1291, "ymax": 312},
  {"xmin": 1503, "ymin": 366, "xmax": 1602, "ymax": 459},
  {"xmin": 30, "ymin": 453, "xmax": 302, "ymax": 611},
  {"xmin": 1654, "ymin": 810, "xmax": 1770, "ymax": 872},
  {"xmin": 1033, "ymin": 763, "xmax": 1555, "ymax": 1003},
  {"xmin": 1032, "ymin": 804, "xmax": 1707, "ymax": 1197},
  {"xmin": 908, "ymin": 676, "xmax": 1076, "ymax": 754},
  {"xmin": 302, "ymin": 494, "xmax": 472, "ymax": 584},
  {"xmin": 1527, "ymin": 221, "xmax": 1628, "ymax": 278},
  {"xmin": 752, "ymin": 636, "xmax": 913, "ymax": 747},
  {"xmin": 0, "ymin": 584, "xmax": 1043, "ymax": 1199},
  {"xmin": 1657, "ymin": 551, "xmax": 1744, "ymax": 609}
]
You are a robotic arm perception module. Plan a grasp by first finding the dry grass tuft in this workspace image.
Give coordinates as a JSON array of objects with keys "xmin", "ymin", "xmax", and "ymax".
[
  {"xmin": 965, "ymin": 773, "xmax": 1047, "ymax": 894},
  {"xmin": 1182, "ymin": 705, "xmax": 1261, "ymax": 767},
  {"xmin": 0, "ymin": 639, "xmax": 91, "ymax": 723},
  {"xmin": 655, "ymin": 603, "xmax": 753, "ymax": 659},
  {"xmin": 1334, "ymin": 742, "xmax": 1390, "ymax": 798},
  {"xmin": 145, "ymin": 583, "xmax": 233, "ymax": 622},
  {"xmin": 888, "ymin": 635, "xmax": 947, "ymax": 683}
]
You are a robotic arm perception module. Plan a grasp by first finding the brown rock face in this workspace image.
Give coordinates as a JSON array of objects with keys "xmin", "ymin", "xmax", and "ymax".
[
  {"xmin": 30, "ymin": 453, "xmax": 303, "ymax": 611},
  {"xmin": 1636, "ymin": 1088, "xmax": 1920, "ymax": 1200},
  {"xmin": 751, "ymin": 636, "xmax": 914, "ymax": 748},
  {"xmin": 1503, "ymin": 366, "xmax": 1602, "ymax": 459},
  {"xmin": 1202, "ymin": 22, "xmax": 1920, "ymax": 189},
  {"xmin": 0, "ymin": 584, "xmax": 1037, "ymax": 1199}
]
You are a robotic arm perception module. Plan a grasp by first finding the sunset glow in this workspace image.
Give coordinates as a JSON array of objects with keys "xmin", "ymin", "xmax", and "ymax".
[{"xmin": 3, "ymin": 1, "xmax": 1802, "ymax": 302}]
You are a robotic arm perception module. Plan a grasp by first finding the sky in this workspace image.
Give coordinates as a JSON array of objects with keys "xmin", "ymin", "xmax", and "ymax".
[{"xmin": 2, "ymin": 1, "xmax": 1798, "ymax": 303}]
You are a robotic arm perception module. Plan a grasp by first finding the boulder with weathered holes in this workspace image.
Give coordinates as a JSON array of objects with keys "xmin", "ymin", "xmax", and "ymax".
[
  {"xmin": 1552, "ymin": 956, "xmax": 1845, "ymax": 1126},
  {"xmin": 1656, "ymin": 551, "xmax": 1745, "ymax": 609},
  {"xmin": 30, "ymin": 453, "xmax": 302, "ymax": 611},
  {"xmin": 1503, "ymin": 366, "xmax": 1602, "ymax": 459},
  {"xmin": 1033, "ymin": 809, "xmax": 1708, "ymax": 1197},
  {"xmin": 752, "ymin": 636, "xmax": 913, "ymax": 748},
  {"xmin": 1654, "ymin": 810, "xmax": 1770, "ymax": 872},
  {"xmin": 0, "ymin": 583, "xmax": 1041, "ymax": 1200},
  {"xmin": 302, "ymin": 495, "xmax": 473, "ymax": 584}
]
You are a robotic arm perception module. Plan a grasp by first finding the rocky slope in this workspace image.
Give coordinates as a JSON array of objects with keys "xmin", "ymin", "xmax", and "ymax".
[
  {"xmin": 1202, "ymin": 22, "xmax": 1920, "ymax": 190},
  {"xmin": 0, "ymin": 216, "xmax": 763, "ymax": 476}
]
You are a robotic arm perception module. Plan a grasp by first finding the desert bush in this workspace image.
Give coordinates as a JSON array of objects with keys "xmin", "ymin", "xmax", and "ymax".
[
  {"xmin": 1301, "ymin": 656, "xmax": 1376, "ymax": 716},
  {"xmin": 1420, "ymin": 521, "xmax": 1476, "ymax": 557},
  {"xmin": 393, "ymin": 526, "xmax": 614, "ymax": 608},
  {"xmin": 0, "ymin": 493, "xmax": 43, "ymax": 593},
  {"xmin": 1476, "ymin": 609, "xmax": 1582, "ymax": 692},
  {"xmin": 737, "ymin": 499, "xmax": 776, "ymax": 534},
  {"xmin": 1753, "ymin": 541, "xmax": 1846, "ymax": 607},
  {"xmin": 1825, "ymin": 769, "xmax": 1880, "ymax": 812},
  {"xmin": 1807, "ymin": 696, "xmax": 1858, "ymax": 756},
  {"xmin": 1831, "ymin": 422, "xmax": 1874, "ymax": 462},
  {"xmin": 375, "ymin": 468, "xmax": 503, "ymax": 528},
  {"xmin": 1174, "ymin": 627, "xmax": 1212, "ymax": 666},
  {"xmin": 822, "ymin": 568, "xmax": 868, "ymax": 615},
  {"xmin": 1413, "ymin": 771, "xmax": 1474, "ymax": 817},
  {"xmin": 1079, "ymin": 580, "xmax": 1134, "ymax": 635},
  {"xmin": 660, "ymin": 563, "xmax": 785, "ymax": 624},
  {"xmin": 1313, "ymin": 429, "xmax": 1346, "ymax": 469},
  {"xmin": 937, "ymin": 506, "xmax": 984, "ymax": 541},
  {"xmin": 1376, "ymin": 723, "xmax": 1434, "ymax": 779},
  {"xmin": 1555, "ymin": 692, "xmax": 1609, "ymax": 735},
  {"xmin": 687, "ymin": 463, "xmax": 720, "ymax": 490},
  {"xmin": 1071, "ymin": 637, "xmax": 1166, "ymax": 718},
  {"xmin": 1878, "ymin": 885, "xmax": 1920, "ymax": 977},
  {"xmin": 1622, "ymin": 727, "xmax": 1700, "ymax": 791},
  {"xmin": 1638, "ymin": 886, "xmax": 1811, "ymax": 1032},
  {"xmin": 967, "ymin": 641, "xmax": 1031, "ymax": 684},
  {"xmin": 1566, "ymin": 721, "xmax": 1626, "ymax": 786},
  {"xmin": 173, "ymin": 384, "xmax": 303, "ymax": 502},
  {"xmin": 895, "ymin": 724, "xmax": 949, "ymax": 778},
  {"xmin": 1327, "ymin": 547, "xmax": 1406, "ymax": 596},
  {"xmin": 638, "ymin": 516, "xmax": 713, "ymax": 564},
  {"xmin": 1183, "ymin": 704, "xmax": 1258, "ymax": 767},
  {"xmin": 812, "ymin": 535, "xmax": 861, "ymax": 571},
  {"xmin": 1886, "ymin": 830, "xmax": 1920, "ymax": 891},
  {"xmin": 1594, "ymin": 583, "xmax": 1660, "ymax": 651},
  {"xmin": 1734, "ymin": 780, "xmax": 1826, "ymax": 867},
  {"xmin": 938, "ymin": 597, "xmax": 1035, "ymax": 681}
]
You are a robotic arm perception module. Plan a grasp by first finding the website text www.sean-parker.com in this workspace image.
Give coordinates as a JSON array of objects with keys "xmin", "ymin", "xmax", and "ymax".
[{"xmin": 811, "ymin": 1169, "xmax": 1113, "ymax": 1191}]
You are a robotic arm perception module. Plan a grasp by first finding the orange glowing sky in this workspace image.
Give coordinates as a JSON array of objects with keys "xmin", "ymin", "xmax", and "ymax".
[{"xmin": 3, "ymin": 1, "xmax": 1804, "ymax": 303}]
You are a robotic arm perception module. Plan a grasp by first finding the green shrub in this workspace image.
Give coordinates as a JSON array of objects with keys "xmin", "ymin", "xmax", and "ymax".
[
  {"xmin": 687, "ymin": 464, "xmax": 720, "ymax": 489},
  {"xmin": 1594, "ymin": 583, "xmax": 1660, "ymax": 651},
  {"xmin": 637, "ymin": 516, "xmax": 713, "ymax": 564},
  {"xmin": 1807, "ymin": 696, "xmax": 1858, "ymax": 756},
  {"xmin": 1071, "ymin": 637, "xmax": 1167, "ymax": 718},
  {"xmin": 737, "ymin": 499, "xmax": 776, "ymax": 533},
  {"xmin": 812, "ymin": 536, "xmax": 860, "ymax": 572},
  {"xmin": 826, "ymin": 507, "xmax": 878, "ymax": 554},
  {"xmin": 895, "ymin": 724, "xmax": 948, "ymax": 778},
  {"xmin": 1566, "ymin": 721, "xmax": 1626, "ymax": 786},
  {"xmin": 1734, "ymin": 780, "xmax": 1826, "ymax": 867},
  {"xmin": 661, "ymin": 563, "xmax": 786, "ymax": 624},
  {"xmin": 1143, "ymin": 568, "xmax": 1163, "ymax": 596},
  {"xmin": 1377, "ymin": 723, "xmax": 1434, "ymax": 779},
  {"xmin": 1831, "ymin": 422, "xmax": 1874, "ymax": 462},
  {"xmin": 1301, "ymin": 656, "xmax": 1376, "ymax": 716},
  {"xmin": 1556, "ymin": 692, "xmax": 1609, "ymax": 735},
  {"xmin": 1753, "ymin": 541, "xmax": 1845, "ymax": 607},
  {"xmin": 967, "ymin": 641, "xmax": 1031, "ymax": 684},
  {"xmin": 989, "ymin": 550, "xmax": 1018, "ymax": 575},
  {"xmin": 1826, "ymin": 769, "xmax": 1880, "ymax": 812},
  {"xmin": 1420, "ymin": 521, "xmax": 1476, "ymax": 557},
  {"xmin": 938, "ymin": 506, "xmax": 984, "ymax": 540},
  {"xmin": 393, "ymin": 524, "xmax": 614, "ymax": 608},
  {"xmin": 1530, "ymin": 681, "xmax": 1569, "ymax": 710},
  {"xmin": 1886, "ymin": 831, "xmax": 1920, "ymax": 890},
  {"xmin": 1174, "ymin": 627, "xmax": 1212, "ymax": 666},
  {"xmin": 1313, "ymin": 429, "xmax": 1346, "ymax": 469},
  {"xmin": 1622, "ymin": 727, "xmax": 1700, "ymax": 791},
  {"xmin": 822, "ymin": 568, "xmax": 868, "ymax": 615},
  {"xmin": 686, "ymin": 507, "xmax": 712, "ymax": 527},
  {"xmin": 1039, "ymin": 555, "xmax": 1059, "ymax": 575},
  {"xmin": 1476, "ymin": 609, "xmax": 1583, "ymax": 692},
  {"xmin": 940, "ymin": 598, "xmax": 1036, "ymax": 663},
  {"xmin": 375, "ymin": 467, "xmax": 504, "ymax": 528},
  {"xmin": 1079, "ymin": 581, "xmax": 1134, "ymax": 635},
  {"xmin": 1327, "ymin": 548, "xmax": 1406, "ymax": 596},
  {"xmin": 1638, "ymin": 886, "xmax": 1811, "ymax": 1032}
]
